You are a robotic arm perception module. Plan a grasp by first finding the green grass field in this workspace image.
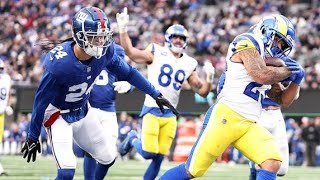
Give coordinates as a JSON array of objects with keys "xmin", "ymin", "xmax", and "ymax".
[{"xmin": 0, "ymin": 155, "xmax": 319, "ymax": 179}]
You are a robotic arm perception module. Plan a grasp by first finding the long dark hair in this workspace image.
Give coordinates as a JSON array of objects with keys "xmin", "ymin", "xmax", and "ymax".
[{"xmin": 37, "ymin": 37, "xmax": 74, "ymax": 53}]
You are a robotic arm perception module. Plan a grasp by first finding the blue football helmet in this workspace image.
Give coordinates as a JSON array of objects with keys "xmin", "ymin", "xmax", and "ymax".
[
  {"xmin": 164, "ymin": 24, "xmax": 189, "ymax": 53},
  {"xmin": 254, "ymin": 14, "xmax": 296, "ymax": 58},
  {"xmin": 72, "ymin": 7, "xmax": 113, "ymax": 59}
]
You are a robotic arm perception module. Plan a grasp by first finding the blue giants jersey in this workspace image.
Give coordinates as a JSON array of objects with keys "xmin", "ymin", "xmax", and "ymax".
[
  {"xmin": 89, "ymin": 69, "xmax": 117, "ymax": 112},
  {"xmin": 29, "ymin": 41, "xmax": 159, "ymax": 141},
  {"xmin": 89, "ymin": 44, "xmax": 127, "ymax": 112}
]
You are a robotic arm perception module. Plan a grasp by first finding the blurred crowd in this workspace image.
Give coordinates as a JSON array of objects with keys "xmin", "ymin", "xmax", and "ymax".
[
  {"xmin": 0, "ymin": 0, "xmax": 319, "ymax": 89},
  {"xmin": 2, "ymin": 112, "xmax": 320, "ymax": 167}
]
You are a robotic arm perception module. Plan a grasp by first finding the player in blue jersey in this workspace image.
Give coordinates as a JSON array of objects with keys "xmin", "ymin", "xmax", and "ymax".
[
  {"xmin": 159, "ymin": 14, "xmax": 304, "ymax": 180},
  {"xmin": 20, "ymin": 7, "xmax": 178, "ymax": 180},
  {"xmin": 72, "ymin": 44, "xmax": 134, "ymax": 179}
]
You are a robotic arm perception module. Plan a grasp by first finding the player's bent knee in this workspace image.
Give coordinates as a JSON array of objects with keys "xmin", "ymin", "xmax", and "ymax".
[
  {"xmin": 95, "ymin": 148, "xmax": 117, "ymax": 165},
  {"xmin": 260, "ymin": 159, "xmax": 281, "ymax": 173}
]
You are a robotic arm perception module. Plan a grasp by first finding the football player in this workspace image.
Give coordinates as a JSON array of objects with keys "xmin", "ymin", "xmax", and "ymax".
[
  {"xmin": 73, "ymin": 44, "xmax": 133, "ymax": 179},
  {"xmin": 0, "ymin": 60, "xmax": 10, "ymax": 176},
  {"xmin": 21, "ymin": 7, "xmax": 178, "ymax": 180},
  {"xmin": 116, "ymin": 8, "xmax": 215, "ymax": 180},
  {"xmin": 159, "ymin": 14, "xmax": 304, "ymax": 180},
  {"xmin": 247, "ymin": 20, "xmax": 304, "ymax": 179}
]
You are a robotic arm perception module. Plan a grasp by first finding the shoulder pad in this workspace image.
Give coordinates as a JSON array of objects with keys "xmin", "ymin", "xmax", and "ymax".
[{"xmin": 231, "ymin": 33, "xmax": 264, "ymax": 55}]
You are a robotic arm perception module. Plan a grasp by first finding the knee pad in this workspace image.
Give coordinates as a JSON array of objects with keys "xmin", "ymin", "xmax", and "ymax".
[
  {"xmin": 106, "ymin": 159, "xmax": 116, "ymax": 168},
  {"xmin": 57, "ymin": 169, "xmax": 75, "ymax": 180},
  {"xmin": 277, "ymin": 165, "xmax": 288, "ymax": 176},
  {"xmin": 95, "ymin": 147, "xmax": 117, "ymax": 165}
]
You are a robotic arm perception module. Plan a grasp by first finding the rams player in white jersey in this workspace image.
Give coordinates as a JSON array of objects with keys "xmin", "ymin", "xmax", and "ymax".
[
  {"xmin": 116, "ymin": 8, "xmax": 214, "ymax": 180},
  {"xmin": 0, "ymin": 60, "xmax": 10, "ymax": 176},
  {"xmin": 159, "ymin": 14, "xmax": 304, "ymax": 180},
  {"xmin": 247, "ymin": 22, "xmax": 304, "ymax": 179}
]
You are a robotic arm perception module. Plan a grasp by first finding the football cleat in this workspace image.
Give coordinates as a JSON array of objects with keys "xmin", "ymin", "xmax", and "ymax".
[{"xmin": 119, "ymin": 130, "xmax": 138, "ymax": 156}]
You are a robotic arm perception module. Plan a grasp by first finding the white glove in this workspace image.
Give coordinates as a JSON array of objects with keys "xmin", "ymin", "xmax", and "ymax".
[
  {"xmin": 116, "ymin": 7, "xmax": 129, "ymax": 33},
  {"xmin": 203, "ymin": 61, "xmax": 215, "ymax": 83},
  {"xmin": 5, "ymin": 106, "xmax": 13, "ymax": 116},
  {"xmin": 113, "ymin": 81, "xmax": 132, "ymax": 94}
]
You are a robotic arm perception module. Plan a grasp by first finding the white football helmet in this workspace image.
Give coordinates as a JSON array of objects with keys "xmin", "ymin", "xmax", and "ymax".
[{"xmin": 164, "ymin": 24, "xmax": 189, "ymax": 54}]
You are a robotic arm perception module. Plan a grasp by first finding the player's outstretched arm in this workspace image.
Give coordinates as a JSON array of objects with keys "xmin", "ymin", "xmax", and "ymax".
[
  {"xmin": 235, "ymin": 48, "xmax": 292, "ymax": 84},
  {"xmin": 155, "ymin": 93, "xmax": 179, "ymax": 116},
  {"xmin": 108, "ymin": 57, "xmax": 179, "ymax": 116},
  {"xmin": 116, "ymin": 7, "xmax": 153, "ymax": 64}
]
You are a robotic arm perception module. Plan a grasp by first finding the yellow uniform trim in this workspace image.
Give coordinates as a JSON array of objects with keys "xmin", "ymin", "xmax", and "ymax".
[{"xmin": 141, "ymin": 113, "xmax": 177, "ymax": 154}]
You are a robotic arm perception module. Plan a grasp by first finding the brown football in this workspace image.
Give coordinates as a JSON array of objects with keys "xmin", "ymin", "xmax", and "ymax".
[{"xmin": 265, "ymin": 57, "xmax": 285, "ymax": 67}]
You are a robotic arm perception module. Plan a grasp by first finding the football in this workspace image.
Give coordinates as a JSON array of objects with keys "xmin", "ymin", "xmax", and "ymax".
[{"xmin": 265, "ymin": 57, "xmax": 285, "ymax": 67}]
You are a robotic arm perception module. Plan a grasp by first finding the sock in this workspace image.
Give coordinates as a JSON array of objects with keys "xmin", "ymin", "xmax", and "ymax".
[
  {"xmin": 159, "ymin": 163, "xmax": 190, "ymax": 180},
  {"xmin": 256, "ymin": 169, "xmax": 276, "ymax": 180},
  {"xmin": 84, "ymin": 153, "xmax": 96, "ymax": 180},
  {"xmin": 56, "ymin": 169, "xmax": 75, "ymax": 180},
  {"xmin": 95, "ymin": 159, "xmax": 115, "ymax": 180},
  {"xmin": 249, "ymin": 168, "xmax": 257, "ymax": 180},
  {"xmin": 249, "ymin": 161, "xmax": 256, "ymax": 180},
  {"xmin": 144, "ymin": 154, "xmax": 164, "ymax": 180},
  {"xmin": 132, "ymin": 139, "xmax": 157, "ymax": 159}
]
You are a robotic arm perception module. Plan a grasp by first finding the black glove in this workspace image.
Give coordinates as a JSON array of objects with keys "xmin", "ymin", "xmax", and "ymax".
[
  {"xmin": 21, "ymin": 138, "xmax": 41, "ymax": 163},
  {"xmin": 155, "ymin": 93, "xmax": 179, "ymax": 117}
]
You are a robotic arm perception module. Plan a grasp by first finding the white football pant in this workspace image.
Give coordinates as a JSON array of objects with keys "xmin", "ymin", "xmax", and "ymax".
[
  {"xmin": 258, "ymin": 109, "xmax": 289, "ymax": 176},
  {"xmin": 46, "ymin": 105, "xmax": 118, "ymax": 169}
]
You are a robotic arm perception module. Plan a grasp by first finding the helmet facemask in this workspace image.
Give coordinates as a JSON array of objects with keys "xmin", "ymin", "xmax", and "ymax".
[
  {"xmin": 167, "ymin": 35, "xmax": 187, "ymax": 54},
  {"xmin": 165, "ymin": 24, "xmax": 189, "ymax": 54},
  {"xmin": 75, "ymin": 30, "xmax": 113, "ymax": 59},
  {"xmin": 265, "ymin": 29, "xmax": 293, "ymax": 58},
  {"xmin": 255, "ymin": 15, "xmax": 295, "ymax": 58}
]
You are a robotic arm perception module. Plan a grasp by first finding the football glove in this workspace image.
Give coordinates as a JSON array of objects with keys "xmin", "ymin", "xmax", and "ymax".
[
  {"xmin": 281, "ymin": 56, "xmax": 301, "ymax": 74},
  {"xmin": 155, "ymin": 93, "xmax": 179, "ymax": 116},
  {"xmin": 203, "ymin": 61, "xmax": 215, "ymax": 83},
  {"xmin": 116, "ymin": 7, "xmax": 129, "ymax": 33},
  {"xmin": 281, "ymin": 57, "xmax": 305, "ymax": 85},
  {"xmin": 21, "ymin": 139, "xmax": 41, "ymax": 163},
  {"xmin": 113, "ymin": 81, "xmax": 132, "ymax": 94},
  {"xmin": 5, "ymin": 106, "xmax": 13, "ymax": 116},
  {"xmin": 291, "ymin": 65, "xmax": 305, "ymax": 85}
]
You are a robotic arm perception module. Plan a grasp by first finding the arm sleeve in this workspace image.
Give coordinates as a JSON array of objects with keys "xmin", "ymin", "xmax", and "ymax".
[
  {"xmin": 28, "ymin": 70, "xmax": 59, "ymax": 141},
  {"xmin": 107, "ymin": 55, "xmax": 160, "ymax": 99}
]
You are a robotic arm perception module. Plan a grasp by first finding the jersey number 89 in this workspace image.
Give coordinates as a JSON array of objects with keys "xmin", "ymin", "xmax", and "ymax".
[{"xmin": 158, "ymin": 64, "xmax": 185, "ymax": 91}]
